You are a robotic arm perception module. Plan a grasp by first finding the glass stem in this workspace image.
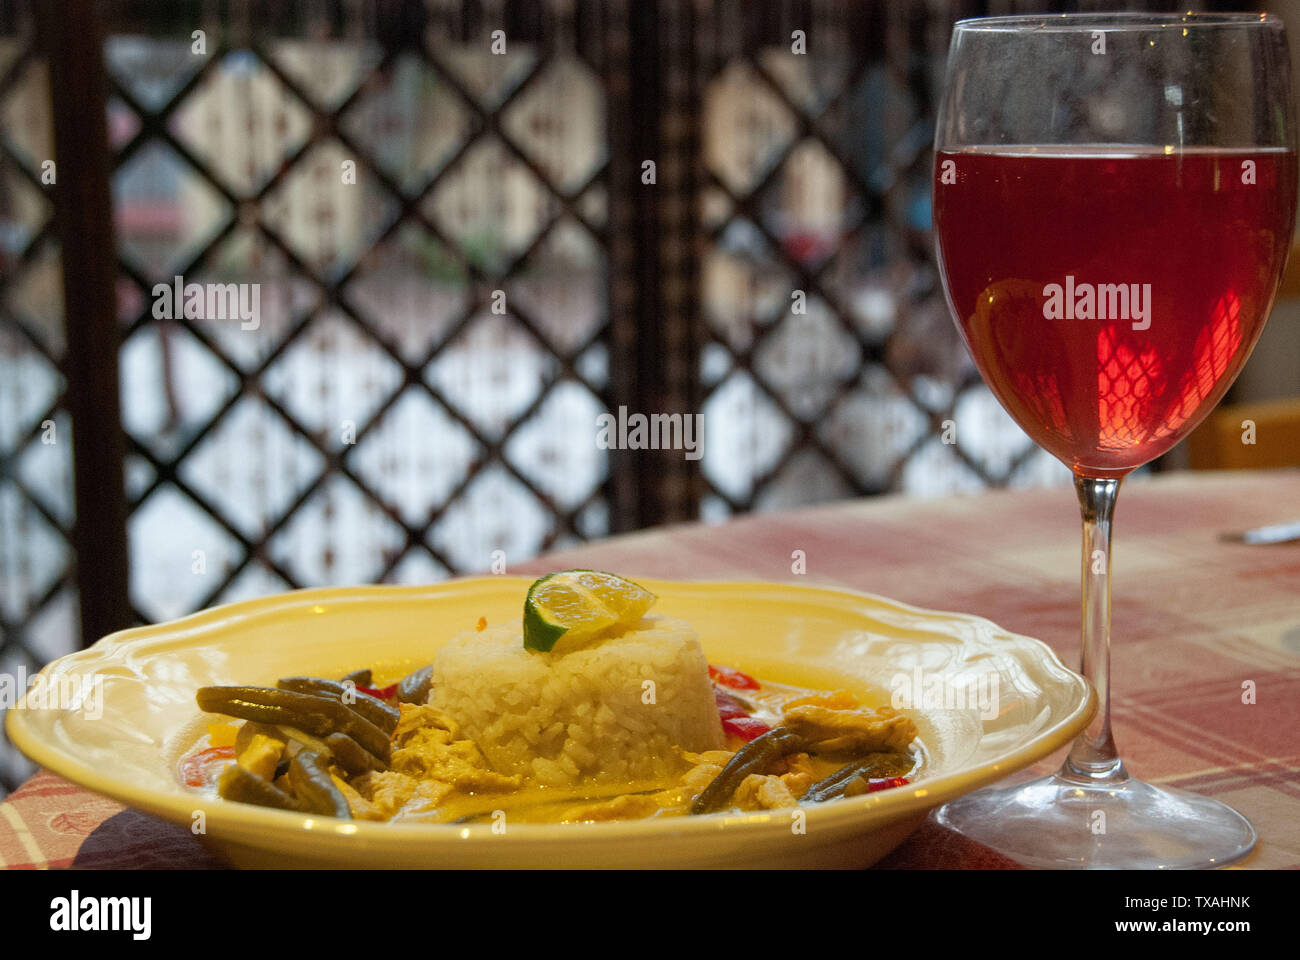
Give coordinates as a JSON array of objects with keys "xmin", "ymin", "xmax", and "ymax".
[{"xmin": 1062, "ymin": 474, "xmax": 1127, "ymax": 783}]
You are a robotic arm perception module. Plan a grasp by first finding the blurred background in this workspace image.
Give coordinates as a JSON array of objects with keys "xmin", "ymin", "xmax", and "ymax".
[{"xmin": 1, "ymin": 0, "xmax": 1298, "ymax": 794}]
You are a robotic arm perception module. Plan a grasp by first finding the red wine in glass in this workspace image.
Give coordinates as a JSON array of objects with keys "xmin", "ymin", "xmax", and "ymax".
[
  {"xmin": 930, "ymin": 12, "xmax": 1298, "ymax": 869},
  {"xmin": 935, "ymin": 146, "xmax": 1298, "ymax": 477}
]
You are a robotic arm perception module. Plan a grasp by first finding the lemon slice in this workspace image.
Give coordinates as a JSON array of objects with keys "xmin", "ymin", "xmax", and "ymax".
[{"xmin": 523, "ymin": 570, "xmax": 656, "ymax": 653}]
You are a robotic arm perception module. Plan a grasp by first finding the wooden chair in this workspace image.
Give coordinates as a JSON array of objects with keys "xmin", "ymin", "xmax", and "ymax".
[{"xmin": 1187, "ymin": 397, "xmax": 1300, "ymax": 469}]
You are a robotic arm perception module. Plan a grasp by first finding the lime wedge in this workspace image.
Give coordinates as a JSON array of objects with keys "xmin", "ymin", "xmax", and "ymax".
[{"xmin": 523, "ymin": 570, "xmax": 656, "ymax": 653}]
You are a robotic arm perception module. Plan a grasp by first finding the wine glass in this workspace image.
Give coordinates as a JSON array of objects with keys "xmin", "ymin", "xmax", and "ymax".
[{"xmin": 930, "ymin": 13, "xmax": 1297, "ymax": 868}]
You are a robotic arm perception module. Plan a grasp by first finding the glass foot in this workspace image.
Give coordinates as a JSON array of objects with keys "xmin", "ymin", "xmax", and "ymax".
[{"xmin": 933, "ymin": 767, "xmax": 1257, "ymax": 869}]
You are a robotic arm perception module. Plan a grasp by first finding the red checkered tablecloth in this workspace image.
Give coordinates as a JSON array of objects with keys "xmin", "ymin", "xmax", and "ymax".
[{"xmin": 3, "ymin": 470, "xmax": 1298, "ymax": 868}]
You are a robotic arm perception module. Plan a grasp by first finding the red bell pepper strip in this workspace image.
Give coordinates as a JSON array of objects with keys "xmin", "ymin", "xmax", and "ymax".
[
  {"xmin": 714, "ymin": 689, "xmax": 750, "ymax": 720},
  {"xmin": 181, "ymin": 745, "xmax": 235, "ymax": 787},
  {"xmin": 709, "ymin": 664, "xmax": 760, "ymax": 690},
  {"xmin": 866, "ymin": 776, "xmax": 910, "ymax": 792},
  {"xmin": 722, "ymin": 716, "xmax": 772, "ymax": 741}
]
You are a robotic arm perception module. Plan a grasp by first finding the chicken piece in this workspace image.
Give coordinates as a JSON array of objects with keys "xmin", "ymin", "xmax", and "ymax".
[
  {"xmin": 354, "ymin": 770, "xmax": 415, "ymax": 816},
  {"xmin": 397, "ymin": 780, "xmax": 458, "ymax": 819},
  {"xmin": 781, "ymin": 704, "xmax": 916, "ymax": 755},
  {"xmin": 392, "ymin": 703, "xmax": 460, "ymax": 744},
  {"xmin": 782, "ymin": 690, "xmax": 859, "ymax": 711},
  {"xmin": 357, "ymin": 770, "xmax": 457, "ymax": 819},
  {"xmin": 330, "ymin": 773, "xmax": 385, "ymax": 821},
  {"xmin": 766, "ymin": 751, "xmax": 816, "ymax": 799},
  {"xmin": 388, "ymin": 703, "xmax": 522, "ymax": 793},
  {"xmin": 732, "ymin": 773, "xmax": 798, "ymax": 810},
  {"xmin": 678, "ymin": 752, "xmax": 735, "ymax": 799},
  {"xmin": 683, "ymin": 750, "xmax": 737, "ymax": 765},
  {"xmin": 561, "ymin": 793, "xmax": 662, "ymax": 822},
  {"xmin": 392, "ymin": 736, "xmax": 519, "ymax": 791},
  {"xmin": 236, "ymin": 732, "xmax": 285, "ymax": 781},
  {"xmin": 335, "ymin": 703, "xmax": 524, "ymax": 821}
]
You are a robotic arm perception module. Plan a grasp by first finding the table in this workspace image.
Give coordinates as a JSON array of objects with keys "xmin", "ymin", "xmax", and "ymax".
[{"xmin": 3, "ymin": 470, "xmax": 1298, "ymax": 868}]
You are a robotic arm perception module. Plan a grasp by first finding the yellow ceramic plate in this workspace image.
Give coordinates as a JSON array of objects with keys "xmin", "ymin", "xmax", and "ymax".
[{"xmin": 6, "ymin": 578, "xmax": 1094, "ymax": 868}]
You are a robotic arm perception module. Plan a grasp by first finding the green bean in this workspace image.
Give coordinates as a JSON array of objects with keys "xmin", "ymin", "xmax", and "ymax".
[
  {"xmin": 217, "ymin": 762, "xmax": 301, "ymax": 812},
  {"xmin": 339, "ymin": 668, "xmax": 372, "ymax": 687},
  {"xmin": 690, "ymin": 727, "xmax": 808, "ymax": 815},
  {"xmin": 324, "ymin": 732, "xmax": 386, "ymax": 774},
  {"xmin": 196, "ymin": 685, "xmax": 391, "ymax": 763},
  {"xmin": 801, "ymin": 752, "xmax": 917, "ymax": 804},
  {"xmin": 396, "ymin": 665, "xmax": 434, "ymax": 704},
  {"xmin": 288, "ymin": 750, "xmax": 351, "ymax": 819},
  {"xmin": 276, "ymin": 676, "xmax": 400, "ymax": 733}
]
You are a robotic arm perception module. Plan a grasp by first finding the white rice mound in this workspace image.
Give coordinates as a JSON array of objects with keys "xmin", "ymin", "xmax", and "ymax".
[{"xmin": 431, "ymin": 615, "xmax": 724, "ymax": 787}]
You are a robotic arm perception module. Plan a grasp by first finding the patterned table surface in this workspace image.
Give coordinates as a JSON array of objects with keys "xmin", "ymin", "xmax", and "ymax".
[{"xmin": 3, "ymin": 469, "xmax": 1298, "ymax": 869}]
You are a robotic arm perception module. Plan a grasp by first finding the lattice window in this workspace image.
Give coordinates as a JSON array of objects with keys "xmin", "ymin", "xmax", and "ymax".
[
  {"xmin": 105, "ymin": 4, "xmax": 613, "ymax": 624},
  {"xmin": 694, "ymin": 1, "xmax": 1072, "ymax": 523},
  {"xmin": 0, "ymin": 4, "xmax": 78, "ymax": 794}
]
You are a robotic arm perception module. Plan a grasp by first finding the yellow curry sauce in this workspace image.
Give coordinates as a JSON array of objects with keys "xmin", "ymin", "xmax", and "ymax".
[{"xmin": 182, "ymin": 662, "xmax": 921, "ymax": 825}]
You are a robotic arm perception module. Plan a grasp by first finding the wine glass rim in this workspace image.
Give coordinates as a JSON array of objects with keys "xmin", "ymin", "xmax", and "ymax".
[{"xmin": 953, "ymin": 12, "xmax": 1284, "ymax": 33}]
